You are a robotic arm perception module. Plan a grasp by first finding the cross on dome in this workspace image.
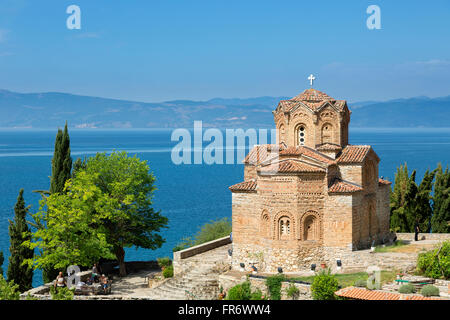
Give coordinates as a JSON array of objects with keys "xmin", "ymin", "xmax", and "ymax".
[{"xmin": 308, "ymin": 74, "xmax": 316, "ymax": 87}]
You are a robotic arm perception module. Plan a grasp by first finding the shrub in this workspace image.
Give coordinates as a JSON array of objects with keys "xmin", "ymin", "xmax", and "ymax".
[
  {"xmin": 173, "ymin": 218, "xmax": 232, "ymax": 252},
  {"xmin": 162, "ymin": 265, "xmax": 174, "ymax": 278},
  {"xmin": 311, "ymin": 269, "xmax": 339, "ymax": 300},
  {"xmin": 50, "ymin": 286, "xmax": 74, "ymax": 300},
  {"xmin": 226, "ymin": 281, "xmax": 252, "ymax": 300},
  {"xmin": 265, "ymin": 274, "xmax": 285, "ymax": 300},
  {"xmin": 421, "ymin": 284, "xmax": 440, "ymax": 297},
  {"xmin": 157, "ymin": 257, "xmax": 172, "ymax": 269},
  {"xmin": 0, "ymin": 275, "xmax": 20, "ymax": 300},
  {"xmin": 354, "ymin": 279, "xmax": 367, "ymax": 288},
  {"xmin": 417, "ymin": 241, "xmax": 450, "ymax": 279},
  {"xmin": 286, "ymin": 283, "xmax": 300, "ymax": 300},
  {"xmin": 250, "ymin": 288, "xmax": 266, "ymax": 300},
  {"xmin": 398, "ymin": 283, "xmax": 416, "ymax": 294}
]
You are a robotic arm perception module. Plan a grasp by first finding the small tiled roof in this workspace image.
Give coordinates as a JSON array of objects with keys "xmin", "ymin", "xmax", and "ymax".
[
  {"xmin": 279, "ymin": 146, "xmax": 335, "ymax": 164},
  {"xmin": 316, "ymin": 143, "xmax": 342, "ymax": 151},
  {"xmin": 229, "ymin": 180, "xmax": 257, "ymax": 193},
  {"xmin": 337, "ymin": 145, "xmax": 372, "ymax": 164},
  {"xmin": 328, "ymin": 179, "xmax": 363, "ymax": 193},
  {"xmin": 335, "ymin": 287, "xmax": 444, "ymax": 300},
  {"xmin": 379, "ymin": 178, "xmax": 392, "ymax": 186},
  {"xmin": 244, "ymin": 145, "xmax": 277, "ymax": 165},
  {"xmin": 259, "ymin": 159, "xmax": 325, "ymax": 175}
]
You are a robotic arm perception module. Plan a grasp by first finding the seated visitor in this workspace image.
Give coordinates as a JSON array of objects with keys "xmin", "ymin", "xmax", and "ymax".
[
  {"xmin": 54, "ymin": 272, "xmax": 66, "ymax": 289},
  {"xmin": 91, "ymin": 263, "xmax": 99, "ymax": 282},
  {"xmin": 100, "ymin": 274, "xmax": 109, "ymax": 294}
]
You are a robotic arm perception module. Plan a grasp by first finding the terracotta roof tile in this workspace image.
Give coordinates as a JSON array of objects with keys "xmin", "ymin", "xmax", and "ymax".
[
  {"xmin": 291, "ymin": 88, "xmax": 335, "ymax": 102},
  {"xmin": 316, "ymin": 143, "xmax": 342, "ymax": 151},
  {"xmin": 337, "ymin": 145, "xmax": 372, "ymax": 164},
  {"xmin": 279, "ymin": 145, "xmax": 335, "ymax": 164},
  {"xmin": 259, "ymin": 160, "xmax": 325, "ymax": 175},
  {"xmin": 328, "ymin": 179, "xmax": 363, "ymax": 193},
  {"xmin": 229, "ymin": 180, "xmax": 257, "ymax": 192},
  {"xmin": 335, "ymin": 287, "xmax": 444, "ymax": 300},
  {"xmin": 244, "ymin": 145, "xmax": 278, "ymax": 165},
  {"xmin": 277, "ymin": 90, "xmax": 347, "ymax": 113}
]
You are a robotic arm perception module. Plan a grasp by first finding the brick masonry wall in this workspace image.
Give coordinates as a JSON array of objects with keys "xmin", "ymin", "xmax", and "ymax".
[{"xmin": 396, "ymin": 233, "xmax": 450, "ymax": 241}]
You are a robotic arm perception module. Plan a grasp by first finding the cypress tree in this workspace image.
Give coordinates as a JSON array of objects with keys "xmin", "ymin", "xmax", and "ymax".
[
  {"xmin": 44, "ymin": 122, "xmax": 72, "ymax": 282},
  {"xmin": 432, "ymin": 164, "xmax": 450, "ymax": 233},
  {"xmin": 50, "ymin": 122, "xmax": 72, "ymax": 194},
  {"xmin": 414, "ymin": 169, "xmax": 435, "ymax": 233},
  {"xmin": 7, "ymin": 189, "xmax": 34, "ymax": 292}
]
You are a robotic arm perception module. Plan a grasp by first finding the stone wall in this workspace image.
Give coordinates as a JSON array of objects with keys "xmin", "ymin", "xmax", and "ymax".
[
  {"xmin": 396, "ymin": 233, "xmax": 450, "ymax": 241},
  {"xmin": 218, "ymin": 273, "xmax": 312, "ymax": 300},
  {"xmin": 173, "ymin": 236, "xmax": 232, "ymax": 276}
]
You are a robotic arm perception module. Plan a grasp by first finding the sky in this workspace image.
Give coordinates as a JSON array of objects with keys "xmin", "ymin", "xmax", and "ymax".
[{"xmin": 0, "ymin": 0, "xmax": 449, "ymax": 102}]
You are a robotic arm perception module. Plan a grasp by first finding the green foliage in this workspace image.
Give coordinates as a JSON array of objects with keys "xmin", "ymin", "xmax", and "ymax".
[
  {"xmin": 27, "ymin": 151, "xmax": 169, "ymax": 277},
  {"xmin": 173, "ymin": 218, "xmax": 231, "ymax": 252},
  {"xmin": 0, "ymin": 275, "xmax": 20, "ymax": 300},
  {"xmin": 157, "ymin": 257, "xmax": 172, "ymax": 268},
  {"xmin": 162, "ymin": 265, "xmax": 174, "ymax": 278},
  {"xmin": 265, "ymin": 274, "xmax": 285, "ymax": 300},
  {"xmin": 250, "ymin": 288, "xmax": 266, "ymax": 300},
  {"xmin": 286, "ymin": 282, "xmax": 300, "ymax": 300},
  {"xmin": 398, "ymin": 283, "xmax": 416, "ymax": 294},
  {"xmin": 311, "ymin": 269, "xmax": 339, "ymax": 300},
  {"xmin": 354, "ymin": 279, "xmax": 367, "ymax": 288},
  {"xmin": 417, "ymin": 241, "xmax": 450, "ymax": 279},
  {"xmin": 374, "ymin": 240, "xmax": 407, "ymax": 253},
  {"xmin": 226, "ymin": 280, "xmax": 252, "ymax": 300},
  {"xmin": 420, "ymin": 284, "xmax": 440, "ymax": 297},
  {"xmin": 50, "ymin": 286, "xmax": 74, "ymax": 300},
  {"xmin": 7, "ymin": 189, "xmax": 34, "ymax": 292},
  {"xmin": 431, "ymin": 164, "xmax": 450, "ymax": 233},
  {"xmin": 50, "ymin": 122, "xmax": 72, "ymax": 195}
]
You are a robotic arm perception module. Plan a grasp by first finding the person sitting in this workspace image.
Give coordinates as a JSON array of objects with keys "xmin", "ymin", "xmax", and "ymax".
[
  {"xmin": 100, "ymin": 274, "xmax": 109, "ymax": 294},
  {"xmin": 54, "ymin": 272, "xmax": 66, "ymax": 290}
]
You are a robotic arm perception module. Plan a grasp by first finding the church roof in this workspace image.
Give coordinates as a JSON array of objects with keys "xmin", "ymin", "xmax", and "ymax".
[
  {"xmin": 335, "ymin": 287, "xmax": 444, "ymax": 301},
  {"xmin": 258, "ymin": 159, "xmax": 325, "ymax": 175},
  {"xmin": 243, "ymin": 145, "xmax": 277, "ymax": 165},
  {"xmin": 229, "ymin": 179, "xmax": 257, "ymax": 193},
  {"xmin": 378, "ymin": 178, "xmax": 392, "ymax": 186},
  {"xmin": 276, "ymin": 89, "xmax": 347, "ymax": 113},
  {"xmin": 328, "ymin": 179, "xmax": 363, "ymax": 193},
  {"xmin": 337, "ymin": 145, "xmax": 374, "ymax": 164}
]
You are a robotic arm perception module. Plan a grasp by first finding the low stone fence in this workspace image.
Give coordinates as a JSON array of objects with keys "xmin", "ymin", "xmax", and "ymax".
[
  {"xmin": 396, "ymin": 233, "xmax": 450, "ymax": 241},
  {"xmin": 218, "ymin": 272, "xmax": 312, "ymax": 300},
  {"xmin": 173, "ymin": 236, "xmax": 232, "ymax": 275}
]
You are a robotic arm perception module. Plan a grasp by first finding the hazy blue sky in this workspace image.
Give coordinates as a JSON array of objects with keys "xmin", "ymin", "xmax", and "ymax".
[{"xmin": 0, "ymin": 0, "xmax": 449, "ymax": 102}]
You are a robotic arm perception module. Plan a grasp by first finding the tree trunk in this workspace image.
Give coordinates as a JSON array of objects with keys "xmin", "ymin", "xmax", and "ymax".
[{"xmin": 115, "ymin": 246, "xmax": 126, "ymax": 277}]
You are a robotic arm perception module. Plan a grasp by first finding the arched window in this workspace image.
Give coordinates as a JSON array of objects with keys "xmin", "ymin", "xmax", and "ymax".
[
  {"xmin": 260, "ymin": 212, "xmax": 270, "ymax": 238},
  {"xmin": 279, "ymin": 217, "xmax": 291, "ymax": 239},
  {"xmin": 278, "ymin": 124, "xmax": 285, "ymax": 145},
  {"xmin": 297, "ymin": 125, "xmax": 306, "ymax": 146},
  {"xmin": 302, "ymin": 211, "xmax": 321, "ymax": 241},
  {"xmin": 321, "ymin": 123, "xmax": 333, "ymax": 144}
]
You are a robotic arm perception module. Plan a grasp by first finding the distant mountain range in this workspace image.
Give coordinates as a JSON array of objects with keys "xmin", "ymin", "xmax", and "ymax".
[{"xmin": 0, "ymin": 89, "xmax": 449, "ymax": 129}]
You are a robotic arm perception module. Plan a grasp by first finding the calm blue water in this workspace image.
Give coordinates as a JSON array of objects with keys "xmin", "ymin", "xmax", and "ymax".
[{"xmin": 0, "ymin": 128, "xmax": 449, "ymax": 287}]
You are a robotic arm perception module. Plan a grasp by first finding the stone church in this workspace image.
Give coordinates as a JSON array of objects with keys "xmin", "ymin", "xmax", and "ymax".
[{"xmin": 229, "ymin": 86, "xmax": 392, "ymax": 273}]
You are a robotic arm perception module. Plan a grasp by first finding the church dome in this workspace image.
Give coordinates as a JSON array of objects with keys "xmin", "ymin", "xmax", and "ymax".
[{"xmin": 291, "ymin": 88, "xmax": 335, "ymax": 102}]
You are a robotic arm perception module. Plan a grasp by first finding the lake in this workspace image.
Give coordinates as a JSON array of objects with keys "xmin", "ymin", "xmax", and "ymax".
[{"xmin": 0, "ymin": 127, "xmax": 449, "ymax": 287}]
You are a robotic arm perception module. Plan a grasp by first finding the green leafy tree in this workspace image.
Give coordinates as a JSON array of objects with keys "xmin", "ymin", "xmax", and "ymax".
[
  {"xmin": 0, "ymin": 275, "xmax": 20, "ymax": 300},
  {"xmin": 50, "ymin": 286, "xmax": 74, "ymax": 300},
  {"xmin": 431, "ymin": 164, "xmax": 450, "ymax": 233},
  {"xmin": 7, "ymin": 189, "xmax": 34, "ymax": 292},
  {"xmin": 25, "ymin": 178, "xmax": 116, "ymax": 272},
  {"xmin": 80, "ymin": 151, "xmax": 168, "ymax": 276},
  {"xmin": 265, "ymin": 274, "xmax": 284, "ymax": 300}
]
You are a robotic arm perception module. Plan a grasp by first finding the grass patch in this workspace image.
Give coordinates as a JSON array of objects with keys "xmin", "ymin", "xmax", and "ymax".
[
  {"xmin": 374, "ymin": 240, "xmax": 408, "ymax": 253},
  {"xmin": 290, "ymin": 270, "xmax": 397, "ymax": 288}
]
